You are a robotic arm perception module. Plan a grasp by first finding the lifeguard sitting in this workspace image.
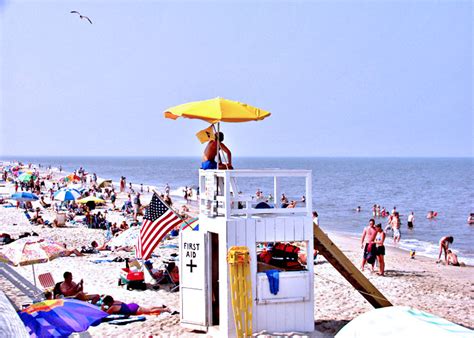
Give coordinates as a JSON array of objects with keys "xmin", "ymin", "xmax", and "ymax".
[{"xmin": 201, "ymin": 132, "xmax": 233, "ymax": 170}]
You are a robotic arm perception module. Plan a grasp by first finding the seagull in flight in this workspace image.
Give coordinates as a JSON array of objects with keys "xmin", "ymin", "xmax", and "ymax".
[{"xmin": 70, "ymin": 11, "xmax": 93, "ymax": 24}]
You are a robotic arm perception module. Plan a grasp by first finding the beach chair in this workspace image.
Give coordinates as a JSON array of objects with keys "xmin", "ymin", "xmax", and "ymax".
[
  {"xmin": 38, "ymin": 273, "xmax": 55, "ymax": 291},
  {"xmin": 145, "ymin": 261, "xmax": 179, "ymax": 292}
]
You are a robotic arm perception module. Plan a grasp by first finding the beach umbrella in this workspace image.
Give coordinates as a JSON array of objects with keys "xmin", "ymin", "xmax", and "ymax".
[
  {"xmin": 0, "ymin": 237, "xmax": 68, "ymax": 287},
  {"xmin": 10, "ymin": 192, "xmax": 39, "ymax": 202},
  {"xmin": 181, "ymin": 217, "xmax": 199, "ymax": 231},
  {"xmin": 77, "ymin": 196, "xmax": 105, "ymax": 204},
  {"xmin": 19, "ymin": 299, "xmax": 108, "ymax": 337},
  {"xmin": 164, "ymin": 97, "xmax": 271, "ymax": 165},
  {"xmin": 64, "ymin": 174, "xmax": 81, "ymax": 182},
  {"xmin": 53, "ymin": 188, "xmax": 81, "ymax": 201},
  {"xmin": 335, "ymin": 306, "xmax": 474, "ymax": 338},
  {"xmin": 98, "ymin": 179, "xmax": 113, "ymax": 188},
  {"xmin": 164, "ymin": 97, "xmax": 271, "ymax": 123},
  {"xmin": 18, "ymin": 172, "xmax": 35, "ymax": 183},
  {"xmin": 107, "ymin": 226, "xmax": 140, "ymax": 248}
]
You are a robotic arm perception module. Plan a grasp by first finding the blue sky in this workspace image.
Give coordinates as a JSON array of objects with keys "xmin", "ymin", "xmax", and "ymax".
[{"xmin": 1, "ymin": 1, "xmax": 472, "ymax": 157}]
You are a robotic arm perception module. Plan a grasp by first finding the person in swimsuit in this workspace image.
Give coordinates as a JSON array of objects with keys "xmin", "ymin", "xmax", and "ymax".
[
  {"xmin": 437, "ymin": 236, "xmax": 454, "ymax": 264},
  {"xmin": 374, "ymin": 223, "xmax": 386, "ymax": 276},
  {"xmin": 101, "ymin": 295, "xmax": 172, "ymax": 315},
  {"xmin": 201, "ymin": 132, "xmax": 232, "ymax": 170},
  {"xmin": 391, "ymin": 212, "xmax": 401, "ymax": 243},
  {"xmin": 360, "ymin": 219, "xmax": 377, "ymax": 271},
  {"xmin": 446, "ymin": 250, "xmax": 460, "ymax": 266}
]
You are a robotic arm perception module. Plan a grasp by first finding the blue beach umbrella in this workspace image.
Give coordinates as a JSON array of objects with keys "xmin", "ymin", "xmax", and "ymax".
[
  {"xmin": 19, "ymin": 299, "xmax": 108, "ymax": 337},
  {"xmin": 53, "ymin": 188, "xmax": 81, "ymax": 201},
  {"xmin": 10, "ymin": 192, "xmax": 39, "ymax": 202}
]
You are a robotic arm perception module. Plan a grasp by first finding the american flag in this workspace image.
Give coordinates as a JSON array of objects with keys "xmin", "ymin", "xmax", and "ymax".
[{"xmin": 136, "ymin": 193, "xmax": 181, "ymax": 260}]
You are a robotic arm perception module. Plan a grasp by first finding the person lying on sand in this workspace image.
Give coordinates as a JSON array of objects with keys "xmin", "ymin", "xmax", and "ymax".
[
  {"xmin": 59, "ymin": 271, "xmax": 100, "ymax": 303},
  {"xmin": 101, "ymin": 295, "xmax": 174, "ymax": 316}
]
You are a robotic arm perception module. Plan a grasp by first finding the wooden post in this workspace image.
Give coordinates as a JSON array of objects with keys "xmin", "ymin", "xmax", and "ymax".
[{"xmin": 313, "ymin": 225, "xmax": 392, "ymax": 309}]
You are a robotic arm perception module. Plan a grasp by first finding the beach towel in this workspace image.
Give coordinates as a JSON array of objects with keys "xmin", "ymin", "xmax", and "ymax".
[
  {"xmin": 265, "ymin": 269, "xmax": 280, "ymax": 295},
  {"xmin": 107, "ymin": 316, "xmax": 146, "ymax": 325}
]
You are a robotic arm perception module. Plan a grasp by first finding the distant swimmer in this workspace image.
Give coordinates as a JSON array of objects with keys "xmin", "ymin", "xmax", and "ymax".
[
  {"xmin": 468, "ymin": 213, "xmax": 474, "ymax": 224},
  {"xmin": 356, "ymin": 206, "xmax": 361, "ymax": 212},
  {"xmin": 70, "ymin": 10, "xmax": 93, "ymax": 24},
  {"xmin": 407, "ymin": 211, "xmax": 415, "ymax": 228},
  {"xmin": 427, "ymin": 210, "xmax": 438, "ymax": 219}
]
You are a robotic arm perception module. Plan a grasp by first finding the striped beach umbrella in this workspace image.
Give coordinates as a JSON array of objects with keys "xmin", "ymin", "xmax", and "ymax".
[
  {"xmin": 53, "ymin": 188, "xmax": 81, "ymax": 201},
  {"xmin": 10, "ymin": 192, "xmax": 39, "ymax": 202}
]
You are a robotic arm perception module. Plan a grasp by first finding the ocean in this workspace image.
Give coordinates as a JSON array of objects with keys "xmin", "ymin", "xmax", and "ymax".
[{"xmin": 3, "ymin": 156, "xmax": 473, "ymax": 264}]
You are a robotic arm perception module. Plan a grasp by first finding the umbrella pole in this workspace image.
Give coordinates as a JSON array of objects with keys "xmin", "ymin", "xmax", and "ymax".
[
  {"xmin": 32, "ymin": 264, "xmax": 37, "ymax": 288},
  {"xmin": 216, "ymin": 122, "xmax": 221, "ymax": 168}
]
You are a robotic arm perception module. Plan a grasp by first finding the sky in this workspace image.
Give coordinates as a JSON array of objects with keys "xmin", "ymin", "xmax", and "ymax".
[{"xmin": 0, "ymin": 0, "xmax": 472, "ymax": 157}]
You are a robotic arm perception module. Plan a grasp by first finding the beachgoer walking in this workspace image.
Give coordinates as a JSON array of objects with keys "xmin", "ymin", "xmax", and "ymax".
[
  {"xmin": 391, "ymin": 212, "xmax": 401, "ymax": 243},
  {"xmin": 437, "ymin": 236, "xmax": 454, "ymax": 264},
  {"xmin": 184, "ymin": 186, "xmax": 189, "ymax": 203},
  {"xmin": 372, "ymin": 204, "xmax": 377, "ymax": 217},
  {"xmin": 280, "ymin": 193, "xmax": 289, "ymax": 208},
  {"xmin": 140, "ymin": 183, "xmax": 143, "ymax": 193},
  {"xmin": 201, "ymin": 131, "xmax": 233, "ymax": 170},
  {"xmin": 374, "ymin": 223, "xmax": 386, "ymax": 276},
  {"xmin": 120, "ymin": 176, "xmax": 126, "ymax": 193},
  {"xmin": 407, "ymin": 212, "xmax": 414, "ymax": 228},
  {"xmin": 133, "ymin": 193, "xmax": 141, "ymax": 221},
  {"xmin": 110, "ymin": 190, "xmax": 116, "ymax": 209},
  {"xmin": 360, "ymin": 219, "xmax": 377, "ymax": 271},
  {"xmin": 312, "ymin": 211, "xmax": 319, "ymax": 226},
  {"xmin": 165, "ymin": 183, "xmax": 170, "ymax": 195}
]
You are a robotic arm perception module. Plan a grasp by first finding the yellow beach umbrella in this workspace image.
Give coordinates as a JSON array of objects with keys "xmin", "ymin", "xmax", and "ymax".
[
  {"xmin": 164, "ymin": 97, "xmax": 271, "ymax": 124},
  {"xmin": 164, "ymin": 97, "xmax": 271, "ymax": 166},
  {"xmin": 77, "ymin": 196, "xmax": 105, "ymax": 204}
]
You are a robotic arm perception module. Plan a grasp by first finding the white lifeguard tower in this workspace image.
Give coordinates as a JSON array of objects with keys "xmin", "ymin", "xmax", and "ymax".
[{"xmin": 180, "ymin": 169, "xmax": 315, "ymax": 336}]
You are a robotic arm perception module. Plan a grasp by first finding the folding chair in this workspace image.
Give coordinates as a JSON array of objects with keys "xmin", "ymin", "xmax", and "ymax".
[{"xmin": 38, "ymin": 273, "xmax": 55, "ymax": 291}]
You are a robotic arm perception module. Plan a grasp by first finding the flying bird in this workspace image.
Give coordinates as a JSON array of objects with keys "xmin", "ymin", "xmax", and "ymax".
[{"xmin": 70, "ymin": 11, "xmax": 93, "ymax": 24}]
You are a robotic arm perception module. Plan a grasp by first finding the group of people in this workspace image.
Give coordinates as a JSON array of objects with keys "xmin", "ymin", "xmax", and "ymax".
[
  {"xmin": 45, "ymin": 271, "xmax": 174, "ymax": 316},
  {"xmin": 360, "ymin": 219, "xmax": 386, "ymax": 276}
]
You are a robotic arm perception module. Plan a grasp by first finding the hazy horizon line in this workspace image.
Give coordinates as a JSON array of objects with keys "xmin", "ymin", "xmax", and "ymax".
[{"xmin": 1, "ymin": 155, "xmax": 473, "ymax": 159}]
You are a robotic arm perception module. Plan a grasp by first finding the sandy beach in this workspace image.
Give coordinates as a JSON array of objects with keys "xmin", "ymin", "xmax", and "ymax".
[{"xmin": 0, "ymin": 164, "xmax": 472, "ymax": 337}]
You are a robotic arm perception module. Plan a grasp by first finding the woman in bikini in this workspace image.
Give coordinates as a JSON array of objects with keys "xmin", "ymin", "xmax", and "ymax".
[{"xmin": 437, "ymin": 236, "xmax": 454, "ymax": 264}]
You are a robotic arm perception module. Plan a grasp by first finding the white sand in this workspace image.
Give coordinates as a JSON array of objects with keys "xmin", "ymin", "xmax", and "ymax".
[{"xmin": 1, "ymin": 165, "xmax": 473, "ymax": 336}]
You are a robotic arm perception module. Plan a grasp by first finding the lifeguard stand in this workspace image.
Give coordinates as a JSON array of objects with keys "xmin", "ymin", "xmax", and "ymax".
[{"xmin": 180, "ymin": 169, "xmax": 315, "ymax": 336}]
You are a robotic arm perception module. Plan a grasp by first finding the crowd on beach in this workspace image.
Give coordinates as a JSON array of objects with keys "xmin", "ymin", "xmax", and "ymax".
[
  {"xmin": 0, "ymin": 161, "xmax": 196, "ymax": 324},
  {"xmin": 356, "ymin": 205, "xmax": 466, "ymax": 276}
]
